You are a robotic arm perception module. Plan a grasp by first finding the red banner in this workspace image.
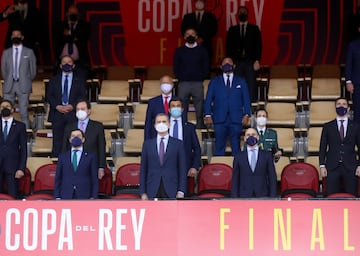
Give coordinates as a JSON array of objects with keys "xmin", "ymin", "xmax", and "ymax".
[{"xmin": 1, "ymin": 200, "xmax": 360, "ymax": 255}]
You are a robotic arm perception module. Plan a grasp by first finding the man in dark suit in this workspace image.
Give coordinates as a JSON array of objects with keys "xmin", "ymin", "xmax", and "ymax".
[
  {"xmin": 62, "ymin": 99, "xmax": 106, "ymax": 180},
  {"xmin": 0, "ymin": 99, "xmax": 27, "ymax": 199},
  {"xmin": 345, "ymin": 31, "xmax": 360, "ymax": 123},
  {"xmin": 54, "ymin": 4, "xmax": 91, "ymax": 70},
  {"xmin": 226, "ymin": 5, "xmax": 262, "ymax": 102},
  {"xmin": 47, "ymin": 55, "xmax": 86, "ymax": 157},
  {"xmin": 144, "ymin": 75, "xmax": 175, "ymax": 140},
  {"xmin": 204, "ymin": 57, "xmax": 251, "ymax": 156},
  {"xmin": 169, "ymin": 97, "xmax": 201, "ymax": 192},
  {"xmin": 319, "ymin": 97, "xmax": 360, "ymax": 196},
  {"xmin": 231, "ymin": 128, "xmax": 277, "ymax": 198},
  {"xmin": 140, "ymin": 113, "xmax": 187, "ymax": 199},
  {"xmin": 181, "ymin": 0, "xmax": 217, "ymax": 63},
  {"xmin": 55, "ymin": 129, "xmax": 98, "ymax": 199}
]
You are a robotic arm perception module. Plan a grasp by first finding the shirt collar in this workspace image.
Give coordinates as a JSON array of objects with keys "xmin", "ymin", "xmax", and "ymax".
[
  {"xmin": 185, "ymin": 42, "xmax": 198, "ymax": 48},
  {"xmin": 2, "ymin": 117, "xmax": 13, "ymax": 123},
  {"xmin": 71, "ymin": 146, "xmax": 83, "ymax": 152}
]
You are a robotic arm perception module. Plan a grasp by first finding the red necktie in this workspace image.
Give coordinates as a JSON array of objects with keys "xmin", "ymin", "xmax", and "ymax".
[{"xmin": 164, "ymin": 96, "xmax": 169, "ymax": 114}]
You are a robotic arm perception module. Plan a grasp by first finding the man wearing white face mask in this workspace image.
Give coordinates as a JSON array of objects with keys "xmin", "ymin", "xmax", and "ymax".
[
  {"xmin": 253, "ymin": 109, "xmax": 282, "ymax": 162},
  {"xmin": 144, "ymin": 75, "xmax": 177, "ymax": 140},
  {"xmin": 140, "ymin": 113, "xmax": 187, "ymax": 199},
  {"xmin": 62, "ymin": 99, "xmax": 106, "ymax": 180}
]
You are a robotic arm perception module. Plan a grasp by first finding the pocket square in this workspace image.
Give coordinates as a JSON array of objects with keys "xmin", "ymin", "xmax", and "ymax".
[{"xmin": 236, "ymin": 85, "xmax": 241, "ymax": 88}]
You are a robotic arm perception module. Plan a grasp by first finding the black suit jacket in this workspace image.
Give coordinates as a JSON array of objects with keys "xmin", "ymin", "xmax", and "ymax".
[
  {"xmin": 46, "ymin": 72, "xmax": 86, "ymax": 123},
  {"xmin": 319, "ymin": 119, "xmax": 360, "ymax": 171},
  {"xmin": 180, "ymin": 120, "xmax": 201, "ymax": 171},
  {"xmin": 62, "ymin": 119, "xmax": 106, "ymax": 169},
  {"xmin": 226, "ymin": 23, "xmax": 262, "ymax": 62}
]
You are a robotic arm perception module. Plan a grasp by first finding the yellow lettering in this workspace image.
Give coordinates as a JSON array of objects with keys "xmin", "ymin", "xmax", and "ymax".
[
  {"xmin": 344, "ymin": 208, "xmax": 355, "ymax": 251},
  {"xmin": 215, "ymin": 37, "xmax": 224, "ymax": 65},
  {"xmin": 249, "ymin": 208, "xmax": 254, "ymax": 250},
  {"xmin": 219, "ymin": 208, "xmax": 230, "ymax": 250},
  {"xmin": 310, "ymin": 208, "xmax": 325, "ymax": 250},
  {"xmin": 274, "ymin": 208, "xmax": 291, "ymax": 250},
  {"xmin": 160, "ymin": 38, "xmax": 167, "ymax": 64}
]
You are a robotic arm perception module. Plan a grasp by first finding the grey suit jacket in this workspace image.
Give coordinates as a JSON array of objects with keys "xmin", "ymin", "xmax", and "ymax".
[{"xmin": 1, "ymin": 45, "xmax": 37, "ymax": 94}]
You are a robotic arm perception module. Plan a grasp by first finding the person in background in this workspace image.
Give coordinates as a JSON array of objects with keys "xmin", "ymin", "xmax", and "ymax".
[
  {"xmin": 55, "ymin": 129, "xmax": 98, "ymax": 199},
  {"xmin": 0, "ymin": 99, "xmax": 27, "ymax": 199},
  {"xmin": 181, "ymin": 0, "xmax": 217, "ymax": 64},
  {"xmin": 140, "ymin": 113, "xmax": 187, "ymax": 200},
  {"xmin": 319, "ymin": 97, "xmax": 360, "ymax": 196},
  {"xmin": 1, "ymin": 29, "xmax": 36, "ymax": 129},
  {"xmin": 226, "ymin": 5, "xmax": 262, "ymax": 103},
  {"xmin": 62, "ymin": 99, "xmax": 106, "ymax": 180},
  {"xmin": 174, "ymin": 27, "xmax": 209, "ymax": 128},
  {"xmin": 204, "ymin": 57, "xmax": 251, "ymax": 156},
  {"xmin": 231, "ymin": 128, "xmax": 277, "ymax": 198}
]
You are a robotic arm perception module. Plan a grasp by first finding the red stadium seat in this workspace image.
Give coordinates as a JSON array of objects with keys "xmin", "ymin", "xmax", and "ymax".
[
  {"xmin": 322, "ymin": 176, "xmax": 358, "ymax": 198},
  {"xmin": 281, "ymin": 162, "xmax": 319, "ymax": 198},
  {"xmin": 2, "ymin": 168, "xmax": 32, "ymax": 198},
  {"xmin": 33, "ymin": 163, "xmax": 57, "ymax": 195},
  {"xmin": 26, "ymin": 193, "xmax": 54, "ymax": 200},
  {"xmin": 326, "ymin": 193, "xmax": 356, "ymax": 199},
  {"xmin": 197, "ymin": 163, "xmax": 233, "ymax": 198},
  {"xmin": 112, "ymin": 194, "xmax": 140, "ymax": 199},
  {"xmin": 0, "ymin": 193, "xmax": 15, "ymax": 200},
  {"xmin": 115, "ymin": 163, "xmax": 140, "ymax": 195},
  {"xmin": 98, "ymin": 167, "xmax": 113, "ymax": 198}
]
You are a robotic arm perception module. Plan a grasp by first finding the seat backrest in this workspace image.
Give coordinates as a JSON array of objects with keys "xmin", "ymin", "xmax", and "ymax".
[
  {"xmin": 270, "ymin": 65, "xmax": 299, "ymax": 79},
  {"xmin": 280, "ymin": 162, "xmax": 319, "ymax": 197},
  {"xmin": 132, "ymin": 104, "xmax": 148, "ymax": 127},
  {"xmin": 268, "ymin": 78, "xmax": 298, "ymax": 102},
  {"xmin": 26, "ymin": 193, "xmax": 54, "ymax": 200},
  {"xmin": 309, "ymin": 101, "xmax": 335, "ymax": 126},
  {"xmin": 27, "ymin": 157, "xmax": 53, "ymax": 181},
  {"xmin": 115, "ymin": 163, "xmax": 141, "ymax": 189},
  {"xmin": 19, "ymin": 168, "xmax": 32, "ymax": 196},
  {"xmin": 99, "ymin": 80, "xmax": 129, "ymax": 97},
  {"xmin": 266, "ymin": 102, "xmax": 296, "ymax": 127},
  {"xmin": 123, "ymin": 129, "xmax": 144, "ymax": 154},
  {"xmin": 209, "ymin": 156, "xmax": 234, "ymax": 167},
  {"xmin": 98, "ymin": 167, "xmax": 113, "ymax": 197},
  {"xmin": 107, "ymin": 65, "xmax": 135, "ymax": 80},
  {"xmin": 198, "ymin": 163, "xmax": 233, "ymax": 196},
  {"xmin": 0, "ymin": 193, "xmax": 15, "ymax": 200},
  {"xmin": 311, "ymin": 78, "xmax": 341, "ymax": 101},
  {"xmin": 33, "ymin": 163, "xmax": 57, "ymax": 194},
  {"xmin": 146, "ymin": 65, "xmax": 174, "ymax": 80}
]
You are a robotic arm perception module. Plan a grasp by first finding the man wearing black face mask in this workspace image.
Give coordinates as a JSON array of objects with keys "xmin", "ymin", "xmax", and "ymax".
[
  {"xmin": 54, "ymin": 4, "xmax": 90, "ymax": 72},
  {"xmin": 204, "ymin": 57, "xmax": 251, "ymax": 156},
  {"xmin": 319, "ymin": 97, "xmax": 360, "ymax": 196},
  {"xmin": 47, "ymin": 55, "xmax": 86, "ymax": 157},
  {"xmin": 0, "ymin": 99, "xmax": 27, "ymax": 199},
  {"xmin": 226, "ymin": 5, "xmax": 262, "ymax": 103},
  {"xmin": 231, "ymin": 128, "xmax": 277, "ymax": 198},
  {"xmin": 174, "ymin": 27, "xmax": 209, "ymax": 128},
  {"xmin": 1, "ymin": 29, "xmax": 36, "ymax": 129},
  {"xmin": 54, "ymin": 129, "xmax": 98, "ymax": 199}
]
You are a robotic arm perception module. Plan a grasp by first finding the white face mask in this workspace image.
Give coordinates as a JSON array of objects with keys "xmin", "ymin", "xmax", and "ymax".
[
  {"xmin": 256, "ymin": 117, "xmax": 267, "ymax": 126},
  {"xmin": 76, "ymin": 110, "xmax": 88, "ymax": 121},
  {"xmin": 160, "ymin": 83, "xmax": 173, "ymax": 94},
  {"xmin": 195, "ymin": 1, "xmax": 205, "ymax": 10},
  {"xmin": 155, "ymin": 122, "xmax": 169, "ymax": 133}
]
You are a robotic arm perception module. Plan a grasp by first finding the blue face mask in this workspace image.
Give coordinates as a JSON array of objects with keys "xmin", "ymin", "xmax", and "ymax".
[
  {"xmin": 246, "ymin": 136, "xmax": 258, "ymax": 146},
  {"xmin": 170, "ymin": 107, "xmax": 182, "ymax": 118},
  {"xmin": 222, "ymin": 63, "xmax": 234, "ymax": 73},
  {"xmin": 336, "ymin": 106, "xmax": 347, "ymax": 116},
  {"xmin": 62, "ymin": 63, "xmax": 73, "ymax": 73},
  {"xmin": 70, "ymin": 136, "xmax": 82, "ymax": 147}
]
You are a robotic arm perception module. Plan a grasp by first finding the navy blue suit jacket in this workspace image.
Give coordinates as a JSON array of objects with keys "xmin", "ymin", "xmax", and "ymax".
[
  {"xmin": 204, "ymin": 74, "xmax": 251, "ymax": 123},
  {"xmin": 231, "ymin": 149, "xmax": 277, "ymax": 198},
  {"xmin": 46, "ymin": 72, "xmax": 86, "ymax": 123},
  {"xmin": 144, "ymin": 95, "xmax": 168, "ymax": 140},
  {"xmin": 139, "ymin": 136, "xmax": 187, "ymax": 199},
  {"xmin": 54, "ymin": 150, "xmax": 98, "ymax": 199},
  {"xmin": 180, "ymin": 120, "xmax": 201, "ymax": 171},
  {"xmin": 345, "ymin": 39, "xmax": 360, "ymax": 85}
]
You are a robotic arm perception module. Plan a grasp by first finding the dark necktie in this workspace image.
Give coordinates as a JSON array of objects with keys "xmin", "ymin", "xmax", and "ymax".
[
  {"xmin": 3, "ymin": 121, "xmax": 8, "ymax": 142},
  {"xmin": 241, "ymin": 24, "xmax": 245, "ymax": 38},
  {"xmin": 62, "ymin": 75, "xmax": 69, "ymax": 104},
  {"xmin": 159, "ymin": 138, "xmax": 164, "ymax": 165},
  {"xmin": 260, "ymin": 130, "xmax": 264, "ymax": 140},
  {"xmin": 173, "ymin": 120, "xmax": 178, "ymax": 139},
  {"xmin": 72, "ymin": 150, "xmax": 78, "ymax": 171},
  {"xmin": 226, "ymin": 75, "xmax": 230, "ymax": 89},
  {"xmin": 68, "ymin": 24, "xmax": 74, "ymax": 54},
  {"xmin": 164, "ymin": 96, "xmax": 169, "ymax": 114},
  {"xmin": 197, "ymin": 12, "xmax": 201, "ymax": 24},
  {"xmin": 340, "ymin": 120, "xmax": 345, "ymax": 141},
  {"xmin": 14, "ymin": 48, "xmax": 19, "ymax": 80},
  {"xmin": 250, "ymin": 149, "xmax": 256, "ymax": 172}
]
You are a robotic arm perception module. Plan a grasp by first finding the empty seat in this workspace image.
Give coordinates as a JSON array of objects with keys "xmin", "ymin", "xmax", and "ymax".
[
  {"xmin": 91, "ymin": 103, "xmax": 119, "ymax": 128},
  {"xmin": 265, "ymin": 102, "xmax": 297, "ymax": 128},
  {"xmin": 312, "ymin": 64, "xmax": 340, "ymax": 78},
  {"xmin": 107, "ymin": 65, "xmax": 135, "ymax": 80},
  {"xmin": 306, "ymin": 127, "xmax": 323, "ymax": 155},
  {"xmin": 132, "ymin": 104, "xmax": 148, "ymax": 127},
  {"xmin": 270, "ymin": 65, "xmax": 299, "ymax": 79},
  {"xmin": 98, "ymin": 80, "xmax": 129, "ymax": 103},
  {"xmin": 115, "ymin": 163, "xmax": 141, "ymax": 195},
  {"xmin": 209, "ymin": 156, "xmax": 234, "ymax": 167},
  {"xmin": 123, "ymin": 129, "xmax": 144, "ymax": 155},
  {"xmin": 141, "ymin": 80, "xmax": 160, "ymax": 102},
  {"xmin": 27, "ymin": 156, "xmax": 54, "ymax": 181},
  {"xmin": 30, "ymin": 80, "xmax": 45, "ymax": 103},
  {"xmin": 274, "ymin": 156, "xmax": 290, "ymax": 181},
  {"xmin": 31, "ymin": 129, "xmax": 53, "ymax": 156},
  {"xmin": 309, "ymin": 101, "xmax": 335, "ymax": 126},
  {"xmin": 276, "ymin": 128, "xmax": 295, "ymax": 155},
  {"xmin": 33, "ymin": 163, "xmax": 57, "ymax": 194},
  {"xmin": 146, "ymin": 65, "xmax": 174, "ymax": 80},
  {"xmin": 311, "ymin": 78, "xmax": 341, "ymax": 101},
  {"xmin": 267, "ymin": 78, "xmax": 298, "ymax": 102},
  {"xmin": 115, "ymin": 156, "xmax": 141, "ymax": 174},
  {"xmin": 305, "ymin": 156, "xmax": 321, "ymax": 180}
]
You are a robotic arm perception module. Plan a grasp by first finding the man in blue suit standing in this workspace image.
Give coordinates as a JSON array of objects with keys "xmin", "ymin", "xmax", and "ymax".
[
  {"xmin": 204, "ymin": 57, "xmax": 251, "ymax": 156},
  {"xmin": 54, "ymin": 129, "xmax": 98, "ymax": 199},
  {"xmin": 144, "ymin": 75, "xmax": 175, "ymax": 140},
  {"xmin": 140, "ymin": 113, "xmax": 187, "ymax": 199},
  {"xmin": 231, "ymin": 128, "xmax": 277, "ymax": 198}
]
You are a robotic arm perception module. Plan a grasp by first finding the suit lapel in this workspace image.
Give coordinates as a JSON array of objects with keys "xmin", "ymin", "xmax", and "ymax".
[{"xmin": 77, "ymin": 151, "xmax": 87, "ymax": 171}]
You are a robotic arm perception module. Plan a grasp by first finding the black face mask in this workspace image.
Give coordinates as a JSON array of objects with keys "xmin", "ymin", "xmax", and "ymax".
[
  {"xmin": 69, "ymin": 14, "xmax": 78, "ymax": 22},
  {"xmin": 186, "ymin": 35, "xmax": 196, "ymax": 44},
  {"xmin": 11, "ymin": 37, "xmax": 22, "ymax": 45},
  {"xmin": 238, "ymin": 14, "xmax": 248, "ymax": 22},
  {"xmin": 1, "ymin": 108, "xmax": 11, "ymax": 117}
]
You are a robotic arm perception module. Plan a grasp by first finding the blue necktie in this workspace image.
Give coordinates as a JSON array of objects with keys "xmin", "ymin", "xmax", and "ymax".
[
  {"xmin": 173, "ymin": 120, "xmax": 178, "ymax": 139},
  {"xmin": 72, "ymin": 150, "xmax": 78, "ymax": 171},
  {"xmin": 3, "ymin": 121, "xmax": 8, "ymax": 142},
  {"xmin": 62, "ymin": 75, "xmax": 69, "ymax": 104}
]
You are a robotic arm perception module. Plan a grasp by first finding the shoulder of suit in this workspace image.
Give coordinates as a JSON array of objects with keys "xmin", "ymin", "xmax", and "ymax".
[{"xmin": 266, "ymin": 128, "xmax": 277, "ymax": 133}]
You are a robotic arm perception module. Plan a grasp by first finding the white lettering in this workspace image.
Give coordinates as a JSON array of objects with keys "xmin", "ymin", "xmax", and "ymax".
[
  {"xmin": 131, "ymin": 208, "xmax": 145, "ymax": 250},
  {"xmin": 58, "ymin": 209, "xmax": 73, "ymax": 250},
  {"xmin": 138, "ymin": 0, "xmax": 150, "ymax": 32},
  {"xmin": 116, "ymin": 209, "xmax": 128, "ymax": 250},
  {"xmin": 41, "ymin": 209, "xmax": 56, "ymax": 250},
  {"xmin": 23, "ymin": 208, "xmax": 38, "ymax": 251},
  {"xmin": 168, "ymin": 0, "xmax": 179, "ymax": 32},
  {"xmin": 98, "ymin": 209, "xmax": 113, "ymax": 250},
  {"xmin": 6, "ymin": 209, "xmax": 20, "ymax": 250},
  {"xmin": 226, "ymin": 0, "xmax": 265, "ymax": 30}
]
